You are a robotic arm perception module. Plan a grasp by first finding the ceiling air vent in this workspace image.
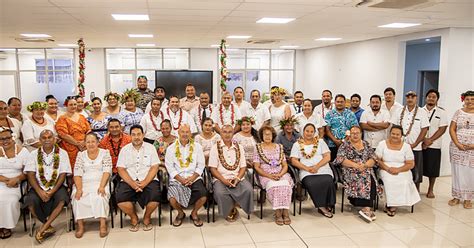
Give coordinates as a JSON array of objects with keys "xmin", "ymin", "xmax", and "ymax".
[
  {"xmin": 246, "ymin": 39, "xmax": 280, "ymax": 45},
  {"xmin": 14, "ymin": 37, "xmax": 55, "ymax": 43},
  {"xmin": 353, "ymin": 0, "xmax": 436, "ymax": 9}
]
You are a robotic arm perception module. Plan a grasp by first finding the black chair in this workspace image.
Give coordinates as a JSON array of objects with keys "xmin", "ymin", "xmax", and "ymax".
[{"xmin": 19, "ymin": 180, "xmax": 29, "ymax": 232}]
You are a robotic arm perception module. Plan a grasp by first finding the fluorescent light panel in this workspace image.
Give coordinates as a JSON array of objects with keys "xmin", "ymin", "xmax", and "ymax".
[
  {"xmin": 256, "ymin": 17, "xmax": 295, "ymax": 24},
  {"xmin": 112, "ymin": 14, "xmax": 149, "ymax": 21},
  {"xmin": 227, "ymin": 35, "xmax": 251, "ymax": 39},
  {"xmin": 315, "ymin": 37, "xmax": 342, "ymax": 41},
  {"xmin": 21, "ymin": 34, "xmax": 51, "ymax": 38},
  {"xmin": 128, "ymin": 34, "xmax": 154, "ymax": 38},
  {"xmin": 378, "ymin": 23, "xmax": 421, "ymax": 28},
  {"xmin": 136, "ymin": 44, "xmax": 155, "ymax": 47}
]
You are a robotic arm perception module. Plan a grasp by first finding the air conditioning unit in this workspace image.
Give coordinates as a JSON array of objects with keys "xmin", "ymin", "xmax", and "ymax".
[{"xmin": 352, "ymin": 0, "xmax": 438, "ymax": 9}]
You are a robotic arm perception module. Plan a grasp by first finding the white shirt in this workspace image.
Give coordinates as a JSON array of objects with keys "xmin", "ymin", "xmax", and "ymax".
[
  {"xmin": 360, "ymin": 109, "xmax": 390, "ymax": 148},
  {"xmin": 21, "ymin": 118, "xmax": 57, "ymax": 151},
  {"xmin": 164, "ymin": 108, "xmax": 197, "ymax": 136},
  {"xmin": 24, "ymin": 147, "xmax": 72, "ymax": 191},
  {"xmin": 382, "ymin": 101, "xmax": 403, "ymax": 119},
  {"xmin": 211, "ymin": 103, "xmax": 242, "ymax": 129},
  {"xmin": 140, "ymin": 110, "xmax": 165, "ymax": 141},
  {"xmin": 190, "ymin": 104, "xmax": 214, "ymax": 133},
  {"xmin": 313, "ymin": 103, "xmax": 334, "ymax": 119},
  {"xmin": 390, "ymin": 106, "xmax": 430, "ymax": 151},
  {"xmin": 165, "ymin": 140, "xmax": 205, "ymax": 182},
  {"xmin": 289, "ymin": 139, "xmax": 333, "ymax": 180},
  {"xmin": 290, "ymin": 103, "xmax": 304, "ymax": 116},
  {"xmin": 144, "ymin": 99, "xmax": 169, "ymax": 114},
  {"xmin": 294, "ymin": 112, "xmax": 326, "ymax": 134},
  {"xmin": 208, "ymin": 142, "xmax": 246, "ymax": 180},
  {"xmin": 422, "ymin": 106, "xmax": 448, "ymax": 149},
  {"xmin": 116, "ymin": 142, "xmax": 160, "ymax": 181},
  {"xmin": 233, "ymin": 100, "xmax": 252, "ymax": 117},
  {"xmin": 245, "ymin": 103, "xmax": 271, "ymax": 130}
]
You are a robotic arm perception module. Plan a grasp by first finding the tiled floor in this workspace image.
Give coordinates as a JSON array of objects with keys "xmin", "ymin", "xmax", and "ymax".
[{"xmin": 0, "ymin": 176, "xmax": 472, "ymax": 248}]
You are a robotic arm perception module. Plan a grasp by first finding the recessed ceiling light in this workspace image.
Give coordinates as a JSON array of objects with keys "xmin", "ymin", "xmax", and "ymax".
[
  {"xmin": 315, "ymin": 38, "xmax": 342, "ymax": 41},
  {"xmin": 20, "ymin": 34, "xmax": 51, "ymax": 38},
  {"xmin": 256, "ymin": 17, "xmax": 295, "ymax": 24},
  {"xmin": 227, "ymin": 35, "xmax": 252, "ymax": 39},
  {"xmin": 425, "ymin": 38, "xmax": 431, "ymax": 41},
  {"xmin": 279, "ymin": 45, "xmax": 299, "ymax": 49},
  {"xmin": 129, "ymin": 34, "xmax": 154, "ymax": 38},
  {"xmin": 112, "ymin": 14, "xmax": 149, "ymax": 21},
  {"xmin": 57, "ymin": 44, "xmax": 78, "ymax": 47},
  {"xmin": 378, "ymin": 23, "xmax": 421, "ymax": 28},
  {"xmin": 136, "ymin": 44, "xmax": 155, "ymax": 47}
]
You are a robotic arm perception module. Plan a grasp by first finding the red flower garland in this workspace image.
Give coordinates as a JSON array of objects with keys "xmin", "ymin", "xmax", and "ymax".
[
  {"xmin": 167, "ymin": 107, "xmax": 183, "ymax": 130},
  {"xmin": 219, "ymin": 103, "xmax": 235, "ymax": 126},
  {"xmin": 150, "ymin": 110, "xmax": 165, "ymax": 131},
  {"xmin": 77, "ymin": 38, "xmax": 86, "ymax": 97}
]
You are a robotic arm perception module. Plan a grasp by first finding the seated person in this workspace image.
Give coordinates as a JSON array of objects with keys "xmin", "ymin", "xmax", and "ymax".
[
  {"xmin": 208, "ymin": 125, "xmax": 253, "ymax": 222},
  {"xmin": 116, "ymin": 125, "xmax": 161, "ymax": 232},
  {"xmin": 165, "ymin": 125, "xmax": 207, "ymax": 227},
  {"xmin": 24, "ymin": 130, "xmax": 71, "ymax": 243}
]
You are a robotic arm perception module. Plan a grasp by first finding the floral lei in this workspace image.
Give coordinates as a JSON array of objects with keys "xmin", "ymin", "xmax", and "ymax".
[
  {"xmin": 217, "ymin": 140, "xmax": 241, "ymax": 171},
  {"xmin": 174, "ymin": 139, "xmax": 194, "ymax": 168},
  {"xmin": 256, "ymin": 143, "xmax": 284, "ymax": 166},
  {"xmin": 399, "ymin": 105, "xmax": 418, "ymax": 136},
  {"xmin": 167, "ymin": 107, "xmax": 183, "ymax": 130},
  {"xmin": 322, "ymin": 103, "xmax": 332, "ymax": 118},
  {"xmin": 150, "ymin": 110, "xmax": 165, "ymax": 131},
  {"xmin": 37, "ymin": 144, "xmax": 60, "ymax": 188},
  {"xmin": 297, "ymin": 138, "xmax": 319, "ymax": 159},
  {"xmin": 219, "ymin": 103, "xmax": 235, "ymax": 126},
  {"xmin": 198, "ymin": 104, "xmax": 212, "ymax": 124}
]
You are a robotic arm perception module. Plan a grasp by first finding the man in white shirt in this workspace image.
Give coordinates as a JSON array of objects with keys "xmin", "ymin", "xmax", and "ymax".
[
  {"xmin": 116, "ymin": 125, "xmax": 161, "ymax": 232},
  {"xmin": 179, "ymin": 84, "xmax": 200, "ymax": 113},
  {"xmin": 190, "ymin": 92, "xmax": 213, "ymax": 133},
  {"xmin": 24, "ymin": 130, "xmax": 71, "ymax": 243},
  {"xmin": 233, "ymin": 87, "xmax": 252, "ymax": 117},
  {"xmin": 313, "ymin": 90, "xmax": 334, "ymax": 119},
  {"xmin": 390, "ymin": 91, "xmax": 429, "ymax": 189},
  {"xmin": 360, "ymin": 95, "xmax": 390, "ymax": 149},
  {"xmin": 290, "ymin": 91, "xmax": 304, "ymax": 116},
  {"xmin": 211, "ymin": 92, "xmax": 242, "ymax": 134},
  {"xmin": 421, "ymin": 89, "xmax": 448, "ymax": 198},
  {"xmin": 165, "ymin": 125, "xmax": 207, "ymax": 227},
  {"xmin": 140, "ymin": 98, "xmax": 165, "ymax": 143},
  {"xmin": 165, "ymin": 96, "xmax": 197, "ymax": 136},
  {"xmin": 247, "ymin": 90, "xmax": 271, "ymax": 130},
  {"xmin": 295, "ymin": 99, "xmax": 326, "ymax": 137},
  {"xmin": 382, "ymin": 87, "xmax": 403, "ymax": 118},
  {"xmin": 145, "ymin": 86, "xmax": 168, "ymax": 113}
]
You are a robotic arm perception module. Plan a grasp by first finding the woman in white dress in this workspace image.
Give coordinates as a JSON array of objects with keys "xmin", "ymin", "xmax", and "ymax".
[
  {"xmin": 22, "ymin": 102, "xmax": 56, "ymax": 151},
  {"xmin": 0, "ymin": 101, "xmax": 22, "ymax": 145},
  {"xmin": 0, "ymin": 128, "xmax": 29, "ymax": 239},
  {"xmin": 103, "ymin": 92, "xmax": 122, "ymax": 119},
  {"xmin": 233, "ymin": 117, "xmax": 259, "ymax": 169},
  {"xmin": 269, "ymin": 87, "xmax": 291, "ymax": 133},
  {"xmin": 72, "ymin": 132, "xmax": 112, "ymax": 238},
  {"xmin": 375, "ymin": 125, "xmax": 420, "ymax": 216},
  {"xmin": 194, "ymin": 118, "xmax": 221, "ymax": 165}
]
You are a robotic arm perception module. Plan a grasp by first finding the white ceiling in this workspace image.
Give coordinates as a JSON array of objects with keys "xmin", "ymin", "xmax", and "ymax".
[{"xmin": 0, "ymin": 0, "xmax": 472, "ymax": 49}]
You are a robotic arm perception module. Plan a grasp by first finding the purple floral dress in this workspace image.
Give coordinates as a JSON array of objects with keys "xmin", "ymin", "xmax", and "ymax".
[{"xmin": 253, "ymin": 144, "xmax": 294, "ymax": 210}]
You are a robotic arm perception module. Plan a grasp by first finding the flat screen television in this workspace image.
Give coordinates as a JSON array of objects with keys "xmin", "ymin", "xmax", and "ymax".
[{"xmin": 155, "ymin": 70, "xmax": 213, "ymax": 102}]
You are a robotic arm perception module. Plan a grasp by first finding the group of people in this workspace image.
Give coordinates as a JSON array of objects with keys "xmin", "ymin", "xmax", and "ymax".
[{"xmin": 0, "ymin": 75, "xmax": 472, "ymax": 243}]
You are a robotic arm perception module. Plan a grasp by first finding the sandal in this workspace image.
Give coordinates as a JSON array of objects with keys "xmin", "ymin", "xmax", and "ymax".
[
  {"xmin": 190, "ymin": 215, "xmax": 203, "ymax": 227},
  {"xmin": 282, "ymin": 211, "xmax": 291, "ymax": 225},
  {"xmin": 226, "ymin": 208, "xmax": 239, "ymax": 222},
  {"xmin": 275, "ymin": 210, "xmax": 284, "ymax": 226},
  {"xmin": 35, "ymin": 230, "xmax": 45, "ymax": 244},
  {"xmin": 173, "ymin": 212, "xmax": 186, "ymax": 227},
  {"xmin": 129, "ymin": 222, "xmax": 140, "ymax": 232},
  {"xmin": 448, "ymin": 198, "xmax": 460, "ymax": 206},
  {"xmin": 143, "ymin": 223, "xmax": 153, "ymax": 231},
  {"xmin": 44, "ymin": 226, "xmax": 56, "ymax": 236},
  {"xmin": 2, "ymin": 229, "xmax": 11, "ymax": 239},
  {"xmin": 318, "ymin": 208, "xmax": 333, "ymax": 218},
  {"xmin": 358, "ymin": 208, "xmax": 372, "ymax": 223},
  {"xmin": 463, "ymin": 200, "xmax": 472, "ymax": 209}
]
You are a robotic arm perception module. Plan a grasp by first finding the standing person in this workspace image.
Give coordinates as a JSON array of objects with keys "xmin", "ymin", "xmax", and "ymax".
[
  {"xmin": 194, "ymin": 118, "xmax": 221, "ymax": 165},
  {"xmin": 75, "ymin": 96, "xmax": 89, "ymax": 117},
  {"xmin": 190, "ymin": 92, "xmax": 213, "ymax": 133},
  {"xmin": 212, "ymin": 92, "xmax": 242, "ymax": 134},
  {"xmin": 72, "ymin": 132, "xmax": 112, "ymax": 238},
  {"xmin": 24, "ymin": 130, "xmax": 71, "ymax": 243},
  {"xmin": 313, "ymin": 90, "xmax": 334, "ymax": 119},
  {"xmin": 87, "ymin": 97, "xmax": 112, "ymax": 140},
  {"xmin": 325, "ymin": 94, "xmax": 359, "ymax": 161},
  {"xmin": 135, "ymin": 75, "xmax": 154, "ymax": 112},
  {"xmin": 7, "ymin": 97, "xmax": 28, "ymax": 124},
  {"xmin": 350, "ymin": 94, "xmax": 365, "ymax": 123},
  {"xmin": 422, "ymin": 89, "xmax": 448, "ymax": 198},
  {"xmin": 116, "ymin": 125, "xmax": 161, "ymax": 232},
  {"xmin": 179, "ymin": 84, "xmax": 200, "ymax": 113},
  {"xmin": 360, "ymin": 95, "xmax": 391, "ymax": 149},
  {"xmin": 448, "ymin": 90, "xmax": 473, "ymax": 209},
  {"xmin": 295, "ymin": 99, "xmax": 326, "ymax": 137},
  {"xmin": 233, "ymin": 87, "xmax": 252, "ymax": 117},
  {"xmin": 99, "ymin": 119, "xmax": 132, "ymax": 175},
  {"xmin": 119, "ymin": 89, "xmax": 144, "ymax": 134},
  {"xmin": 269, "ymin": 87, "xmax": 291, "ymax": 133},
  {"xmin": 165, "ymin": 96, "xmax": 197, "ymax": 136},
  {"xmin": 290, "ymin": 91, "xmax": 304, "ymax": 116},
  {"xmin": 0, "ymin": 101, "xmax": 22, "ymax": 145},
  {"xmin": 382, "ymin": 87, "xmax": 403, "ymax": 118},
  {"xmin": 44, "ymin": 95, "xmax": 63, "ymax": 124},
  {"xmin": 22, "ymin": 102, "xmax": 56, "ymax": 151},
  {"xmin": 56, "ymin": 96, "xmax": 91, "ymax": 168},
  {"xmin": 140, "ymin": 98, "xmax": 164, "ymax": 144},
  {"xmin": 145, "ymin": 86, "xmax": 168, "ymax": 113},
  {"xmin": 103, "ymin": 92, "xmax": 122, "ymax": 119},
  {"xmin": 247, "ymin": 90, "xmax": 271, "ymax": 131},
  {"xmin": 0, "ymin": 128, "xmax": 28, "ymax": 239},
  {"xmin": 390, "ymin": 91, "xmax": 429, "ymax": 189}
]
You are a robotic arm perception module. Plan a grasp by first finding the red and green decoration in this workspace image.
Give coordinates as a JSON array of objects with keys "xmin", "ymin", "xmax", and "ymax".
[
  {"xmin": 77, "ymin": 38, "xmax": 86, "ymax": 97},
  {"xmin": 219, "ymin": 39, "xmax": 227, "ymax": 92}
]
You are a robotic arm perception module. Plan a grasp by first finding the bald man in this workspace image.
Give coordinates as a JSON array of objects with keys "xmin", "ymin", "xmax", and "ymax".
[{"xmin": 165, "ymin": 124, "xmax": 207, "ymax": 227}]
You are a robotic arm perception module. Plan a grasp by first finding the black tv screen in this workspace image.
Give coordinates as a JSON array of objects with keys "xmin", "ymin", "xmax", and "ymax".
[{"xmin": 155, "ymin": 70, "xmax": 213, "ymax": 102}]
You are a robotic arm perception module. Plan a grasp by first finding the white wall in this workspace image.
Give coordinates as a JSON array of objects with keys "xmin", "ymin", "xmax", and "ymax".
[
  {"xmin": 77, "ymin": 48, "xmax": 107, "ymax": 101},
  {"xmin": 190, "ymin": 48, "xmax": 219, "ymax": 103},
  {"xmin": 301, "ymin": 27, "xmax": 474, "ymax": 176}
]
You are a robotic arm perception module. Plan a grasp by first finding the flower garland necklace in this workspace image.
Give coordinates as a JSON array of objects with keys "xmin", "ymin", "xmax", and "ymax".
[
  {"xmin": 149, "ymin": 110, "xmax": 165, "ymax": 131},
  {"xmin": 217, "ymin": 140, "xmax": 241, "ymax": 171},
  {"xmin": 322, "ymin": 103, "xmax": 333, "ymax": 118},
  {"xmin": 198, "ymin": 104, "xmax": 212, "ymax": 124},
  {"xmin": 399, "ymin": 105, "xmax": 418, "ymax": 136},
  {"xmin": 167, "ymin": 107, "xmax": 183, "ymax": 131},
  {"xmin": 174, "ymin": 139, "xmax": 194, "ymax": 168},
  {"xmin": 37, "ymin": 144, "xmax": 60, "ymax": 189},
  {"xmin": 109, "ymin": 135, "xmax": 123, "ymax": 157},
  {"xmin": 256, "ymin": 143, "xmax": 284, "ymax": 166},
  {"xmin": 219, "ymin": 103, "xmax": 235, "ymax": 126},
  {"xmin": 297, "ymin": 138, "xmax": 319, "ymax": 159}
]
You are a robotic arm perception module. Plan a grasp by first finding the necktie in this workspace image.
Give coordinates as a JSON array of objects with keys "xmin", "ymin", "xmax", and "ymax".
[
  {"xmin": 297, "ymin": 105, "xmax": 301, "ymax": 114},
  {"xmin": 202, "ymin": 107, "xmax": 207, "ymax": 120}
]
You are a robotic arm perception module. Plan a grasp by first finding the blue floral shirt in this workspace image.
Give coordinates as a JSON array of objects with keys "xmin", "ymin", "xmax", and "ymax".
[
  {"xmin": 119, "ymin": 108, "xmax": 144, "ymax": 135},
  {"xmin": 324, "ymin": 108, "xmax": 359, "ymax": 147}
]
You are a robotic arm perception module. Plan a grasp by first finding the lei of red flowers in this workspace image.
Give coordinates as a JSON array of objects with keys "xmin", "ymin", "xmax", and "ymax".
[
  {"xmin": 167, "ymin": 107, "xmax": 183, "ymax": 130},
  {"xmin": 219, "ymin": 103, "xmax": 235, "ymax": 126},
  {"xmin": 150, "ymin": 110, "xmax": 165, "ymax": 131}
]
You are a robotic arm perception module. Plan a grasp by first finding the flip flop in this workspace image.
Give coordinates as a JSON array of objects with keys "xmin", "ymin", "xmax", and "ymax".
[
  {"xmin": 464, "ymin": 201, "xmax": 472, "ymax": 209},
  {"xmin": 143, "ymin": 223, "xmax": 153, "ymax": 231},
  {"xmin": 448, "ymin": 198, "xmax": 460, "ymax": 206},
  {"xmin": 129, "ymin": 223, "xmax": 140, "ymax": 232},
  {"xmin": 35, "ymin": 230, "xmax": 45, "ymax": 244},
  {"xmin": 190, "ymin": 215, "xmax": 203, "ymax": 227},
  {"xmin": 172, "ymin": 213, "xmax": 186, "ymax": 227},
  {"xmin": 318, "ymin": 208, "xmax": 333, "ymax": 218}
]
